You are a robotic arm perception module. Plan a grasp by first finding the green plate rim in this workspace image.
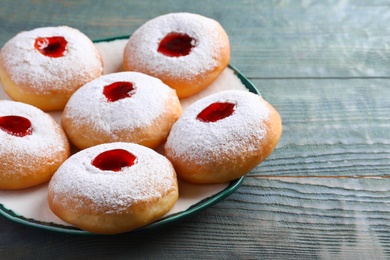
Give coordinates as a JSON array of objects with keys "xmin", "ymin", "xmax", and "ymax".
[{"xmin": 0, "ymin": 35, "xmax": 260, "ymax": 235}]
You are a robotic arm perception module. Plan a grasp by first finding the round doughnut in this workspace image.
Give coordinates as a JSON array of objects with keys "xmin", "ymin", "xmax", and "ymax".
[
  {"xmin": 0, "ymin": 100, "xmax": 70, "ymax": 189},
  {"xmin": 0, "ymin": 26, "xmax": 103, "ymax": 111},
  {"xmin": 48, "ymin": 142, "xmax": 179, "ymax": 234},
  {"xmin": 123, "ymin": 12, "xmax": 230, "ymax": 98},
  {"xmin": 61, "ymin": 71, "xmax": 182, "ymax": 150},
  {"xmin": 165, "ymin": 90, "xmax": 282, "ymax": 184}
]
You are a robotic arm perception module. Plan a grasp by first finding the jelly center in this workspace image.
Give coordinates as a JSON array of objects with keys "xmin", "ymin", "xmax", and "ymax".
[
  {"xmin": 196, "ymin": 102, "xmax": 235, "ymax": 123},
  {"xmin": 103, "ymin": 82, "xmax": 135, "ymax": 102},
  {"xmin": 92, "ymin": 149, "xmax": 137, "ymax": 172},
  {"xmin": 0, "ymin": 115, "xmax": 32, "ymax": 137},
  {"xmin": 34, "ymin": 36, "xmax": 68, "ymax": 58},
  {"xmin": 158, "ymin": 32, "xmax": 196, "ymax": 57}
]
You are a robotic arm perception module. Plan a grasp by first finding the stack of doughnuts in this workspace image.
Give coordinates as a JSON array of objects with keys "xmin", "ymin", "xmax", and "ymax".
[{"xmin": 0, "ymin": 13, "xmax": 282, "ymax": 234}]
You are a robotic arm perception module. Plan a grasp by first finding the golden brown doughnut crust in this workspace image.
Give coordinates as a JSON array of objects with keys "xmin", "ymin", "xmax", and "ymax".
[
  {"xmin": 48, "ymin": 142, "xmax": 179, "ymax": 234},
  {"xmin": 0, "ymin": 26, "xmax": 103, "ymax": 111},
  {"xmin": 0, "ymin": 101, "xmax": 70, "ymax": 190},
  {"xmin": 165, "ymin": 90, "xmax": 282, "ymax": 184},
  {"xmin": 48, "ymin": 186, "xmax": 178, "ymax": 234},
  {"xmin": 62, "ymin": 98, "xmax": 182, "ymax": 150},
  {"xmin": 61, "ymin": 72, "xmax": 182, "ymax": 150},
  {"xmin": 123, "ymin": 13, "xmax": 230, "ymax": 98},
  {"xmin": 0, "ymin": 147, "xmax": 69, "ymax": 190}
]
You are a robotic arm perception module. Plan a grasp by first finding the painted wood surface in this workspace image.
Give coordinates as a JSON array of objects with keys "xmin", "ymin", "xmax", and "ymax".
[{"xmin": 1, "ymin": 0, "xmax": 390, "ymax": 259}]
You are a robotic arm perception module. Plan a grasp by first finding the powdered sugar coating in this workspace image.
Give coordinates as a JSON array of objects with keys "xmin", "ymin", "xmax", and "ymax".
[
  {"xmin": 124, "ymin": 13, "xmax": 226, "ymax": 80},
  {"xmin": 0, "ymin": 26, "xmax": 103, "ymax": 94},
  {"xmin": 48, "ymin": 142, "xmax": 177, "ymax": 214},
  {"xmin": 63, "ymin": 71, "xmax": 178, "ymax": 135},
  {"xmin": 166, "ymin": 90, "xmax": 270, "ymax": 164},
  {"xmin": 0, "ymin": 100, "xmax": 68, "ymax": 172}
]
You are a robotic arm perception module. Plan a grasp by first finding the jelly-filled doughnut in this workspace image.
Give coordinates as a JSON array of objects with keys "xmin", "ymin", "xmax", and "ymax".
[
  {"xmin": 123, "ymin": 12, "xmax": 230, "ymax": 98},
  {"xmin": 0, "ymin": 100, "xmax": 70, "ymax": 189},
  {"xmin": 48, "ymin": 142, "xmax": 179, "ymax": 234},
  {"xmin": 165, "ymin": 90, "xmax": 282, "ymax": 184},
  {"xmin": 61, "ymin": 71, "xmax": 182, "ymax": 150},
  {"xmin": 0, "ymin": 26, "xmax": 103, "ymax": 111}
]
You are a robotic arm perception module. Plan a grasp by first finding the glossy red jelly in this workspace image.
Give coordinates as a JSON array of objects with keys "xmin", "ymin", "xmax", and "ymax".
[
  {"xmin": 0, "ymin": 115, "xmax": 32, "ymax": 137},
  {"xmin": 103, "ymin": 82, "xmax": 135, "ymax": 102},
  {"xmin": 158, "ymin": 32, "xmax": 196, "ymax": 57},
  {"xmin": 196, "ymin": 102, "xmax": 235, "ymax": 123},
  {"xmin": 34, "ymin": 36, "xmax": 68, "ymax": 58},
  {"xmin": 92, "ymin": 149, "xmax": 137, "ymax": 172}
]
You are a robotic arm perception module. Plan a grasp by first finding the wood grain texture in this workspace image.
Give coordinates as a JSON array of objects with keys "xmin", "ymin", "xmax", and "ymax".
[
  {"xmin": 1, "ymin": 177, "xmax": 390, "ymax": 259},
  {"xmin": 2, "ymin": 0, "xmax": 388, "ymax": 79},
  {"xmin": 1, "ymin": 0, "xmax": 390, "ymax": 259},
  {"xmin": 250, "ymin": 78, "xmax": 390, "ymax": 177}
]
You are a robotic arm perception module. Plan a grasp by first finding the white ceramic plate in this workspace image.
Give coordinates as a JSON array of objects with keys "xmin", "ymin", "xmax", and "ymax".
[{"xmin": 0, "ymin": 36, "xmax": 260, "ymax": 234}]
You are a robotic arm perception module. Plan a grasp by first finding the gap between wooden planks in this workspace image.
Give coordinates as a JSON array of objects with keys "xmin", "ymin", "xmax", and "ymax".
[{"xmin": 248, "ymin": 175, "xmax": 389, "ymax": 179}]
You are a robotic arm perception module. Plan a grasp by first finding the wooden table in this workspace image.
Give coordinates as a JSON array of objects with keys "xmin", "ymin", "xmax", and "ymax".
[{"xmin": 1, "ymin": 0, "xmax": 390, "ymax": 259}]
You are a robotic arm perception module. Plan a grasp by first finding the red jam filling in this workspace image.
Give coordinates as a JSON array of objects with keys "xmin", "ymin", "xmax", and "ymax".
[
  {"xmin": 103, "ymin": 82, "xmax": 135, "ymax": 102},
  {"xmin": 92, "ymin": 149, "xmax": 137, "ymax": 172},
  {"xmin": 158, "ymin": 32, "xmax": 196, "ymax": 57},
  {"xmin": 34, "ymin": 36, "xmax": 68, "ymax": 58},
  {"xmin": 196, "ymin": 102, "xmax": 235, "ymax": 123},
  {"xmin": 0, "ymin": 115, "xmax": 32, "ymax": 137}
]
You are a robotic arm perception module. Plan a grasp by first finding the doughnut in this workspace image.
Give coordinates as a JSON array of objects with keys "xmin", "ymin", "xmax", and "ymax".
[
  {"xmin": 123, "ymin": 12, "xmax": 230, "ymax": 98},
  {"xmin": 61, "ymin": 71, "xmax": 182, "ymax": 150},
  {"xmin": 0, "ymin": 100, "xmax": 70, "ymax": 189},
  {"xmin": 0, "ymin": 26, "xmax": 103, "ymax": 111},
  {"xmin": 165, "ymin": 90, "xmax": 282, "ymax": 184},
  {"xmin": 48, "ymin": 142, "xmax": 179, "ymax": 234}
]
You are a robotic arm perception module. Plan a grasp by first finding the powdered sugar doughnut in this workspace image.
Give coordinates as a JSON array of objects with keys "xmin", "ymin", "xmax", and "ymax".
[
  {"xmin": 0, "ymin": 100, "xmax": 70, "ymax": 189},
  {"xmin": 62, "ymin": 71, "xmax": 182, "ymax": 150},
  {"xmin": 48, "ymin": 142, "xmax": 179, "ymax": 234},
  {"xmin": 0, "ymin": 26, "xmax": 103, "ymax": 111},
  {"xmin": 165, "ymin": 90, "xmax": 282, "ymax": 184},
  {"xmin": 123, "ymin": 13, "xmax": 230, "ymax": 98}
]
